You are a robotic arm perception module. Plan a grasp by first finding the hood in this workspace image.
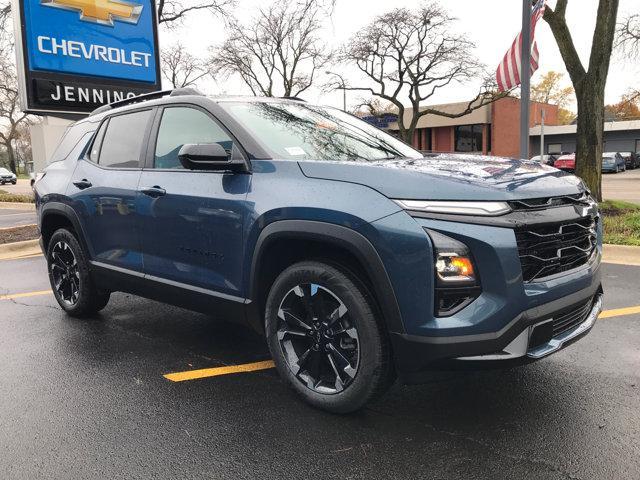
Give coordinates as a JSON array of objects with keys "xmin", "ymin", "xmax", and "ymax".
[{"xmin": 298, "ymin": 155, "xmax": 585, "ymax": 201}]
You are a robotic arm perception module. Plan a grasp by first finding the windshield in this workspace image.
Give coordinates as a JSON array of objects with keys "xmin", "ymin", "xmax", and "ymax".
[
  {"xmin": 219, "ymin": 101, "xmax": 422, "ymax": 161},
  {"xmin": 0, "ymin": 168, "xmax": 11, "ymax": 174}
]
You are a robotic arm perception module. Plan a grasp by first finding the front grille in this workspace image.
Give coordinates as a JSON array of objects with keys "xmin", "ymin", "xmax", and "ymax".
[
  {"xmin": 515, "ymin": 216, "xmax": 597, "ymax": 282},
  {"xmin": 509, "ymin": 192, "xmax": 590, "ymax": 211},
  {"xmin": 552, "ymin": 298, "xmax": 593, "ymax": 336}
]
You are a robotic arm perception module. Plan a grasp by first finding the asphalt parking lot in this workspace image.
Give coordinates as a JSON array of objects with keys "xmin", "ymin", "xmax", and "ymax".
[
  {"xmin": 602, "ymin": 168, "xmax": 640, "ymax": 204},
  {"xmin": 0, "ymin": 179, "xmax": 34, "ymax": 197},
  {"xmin": 0, "ymin": 253, "xmax": 639, "ymax": 479}
]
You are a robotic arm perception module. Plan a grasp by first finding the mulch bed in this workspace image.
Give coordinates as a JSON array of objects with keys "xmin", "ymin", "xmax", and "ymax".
[{"xmin": 0, "ymin": 225, "xmax": 39, "ymax": 245}]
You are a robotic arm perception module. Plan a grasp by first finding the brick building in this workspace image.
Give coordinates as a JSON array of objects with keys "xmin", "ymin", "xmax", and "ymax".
[{"xmin": 388, "ymin": 96, "xmax": 559, "ymax": 158}]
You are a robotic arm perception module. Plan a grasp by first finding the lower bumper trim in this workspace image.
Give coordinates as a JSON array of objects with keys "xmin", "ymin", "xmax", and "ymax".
[{"xmin": 456, "ymin": 293, "xmax": 602, "ymax": 361}]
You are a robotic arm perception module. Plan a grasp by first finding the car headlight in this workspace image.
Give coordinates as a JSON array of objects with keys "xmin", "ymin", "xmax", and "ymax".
[
  {"xmin": 394, "ymin": 200, "xmax": 511, "ymax": 216},
  {"xmin": 426, "ymin": 229, "xmax": 481, "ymax": 317}
]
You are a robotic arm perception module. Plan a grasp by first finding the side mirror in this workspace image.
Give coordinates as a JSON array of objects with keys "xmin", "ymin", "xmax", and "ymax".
[{"xmin": 178, "ymin": 143, "xmax": 248, "ymax": 172}]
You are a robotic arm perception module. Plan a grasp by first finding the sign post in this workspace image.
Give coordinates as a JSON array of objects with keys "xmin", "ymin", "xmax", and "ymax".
[
  {"xmin": 12, "ymin": 0, "xmax": 161, "ymax": 116},
  {"xmin": 520, "ymin": 0, "xmax": 532, "ymax": 160}
]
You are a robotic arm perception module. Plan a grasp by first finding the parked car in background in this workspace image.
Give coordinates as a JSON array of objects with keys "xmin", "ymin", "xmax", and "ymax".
[
  {"xmin": 619, "ymin": 152, "xmax": 640, "ymax": 170},
  {"xmin": 554, "ymin": 153, "xmax": 575, "ymax": 172},
  {"xmin": 602, "ymin": 152, "xmax": 626, "ymax": 173},
  {"xmin": 530, "ymin": 154, "xmax": 557, "ymax": 166},
  {"xmin": 0, "ymin": 167, "xmax": 17, "ymax": 185},
  {"xmin": 34, "ymin": 90, "xmax": 603, "ymax": 413}
]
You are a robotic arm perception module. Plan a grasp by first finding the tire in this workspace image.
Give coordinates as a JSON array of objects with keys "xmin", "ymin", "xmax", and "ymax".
[
  {"xmin": 46, "ymin": 228, "xmax": 110, "ymax": 317},
  {"xmin": 11, "ymin": 181, "xmax": 16, "ymax": 185},
  {"xmin": 265, "ymin": 261, "xmax": 394, "ymax": 413}
]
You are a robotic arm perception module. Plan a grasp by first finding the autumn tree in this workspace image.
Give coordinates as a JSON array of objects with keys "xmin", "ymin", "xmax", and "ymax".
[
  {"xmin": 544, "ymin": 0, "xmax": 619, "ymax": 201},
  {"xmin": 161, "ymin": 43, "xmax": 209, "ymax": 89},
  {"xmin": 208, "ymin": 0, "xmax": 332, "ymax": 97},
  {"xmin": 531, "ymin": 71, "xmax": 575, "ymax": 124},
  {"xmin": 604, "ymin": 93, "xmax": 640, "ymax": 121},
  {"xmin": 342, "ymin": 2, "xmax": 508, "ymax": 144}
]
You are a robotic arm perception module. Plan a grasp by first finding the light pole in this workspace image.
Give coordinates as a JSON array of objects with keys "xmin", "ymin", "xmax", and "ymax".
[{"xmin": 325, "ymin": 71, "xmax": 347, "ymax": 112}]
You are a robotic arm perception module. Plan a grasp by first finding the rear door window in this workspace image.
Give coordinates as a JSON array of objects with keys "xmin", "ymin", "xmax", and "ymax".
[{"xmin": 97, "ymin": 109, "xmax": 152, "ymax": 168}]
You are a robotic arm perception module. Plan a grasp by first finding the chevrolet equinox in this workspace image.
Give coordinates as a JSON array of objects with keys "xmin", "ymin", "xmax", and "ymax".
[{"xmin": 35, "ymin": 89, "xmax": 603, "ymax": 413}]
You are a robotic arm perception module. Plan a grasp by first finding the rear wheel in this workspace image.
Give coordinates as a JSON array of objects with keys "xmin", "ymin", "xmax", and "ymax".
[
  {"xmin": 47, "ymin": 228, "xmax": 110, "ymax": 317},
  {"xmin": 265, "ymin": 261, "xmax": 394, "ymax": 413}
]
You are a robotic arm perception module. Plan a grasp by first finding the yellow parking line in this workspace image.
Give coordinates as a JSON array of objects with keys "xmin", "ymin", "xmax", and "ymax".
[
  {"xmin": 164, "ymin": 360, "xmax": 275, "ymax": 382},
  {"xmin": 599, "ymin": 305, "xmax": 640, "ymax": 319},
  {"xmin": 0, "ymin": 290, "xmax": 52, "ymax": 301}
]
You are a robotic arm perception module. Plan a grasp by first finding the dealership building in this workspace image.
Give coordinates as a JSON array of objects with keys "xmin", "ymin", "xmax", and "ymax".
[
  {"xmin": 388, "ymin": 97, "xmax": 640, "ymax": 158},
  {"xmin": 529, "ymin": 120, "xmax": 640, "ymax": 155}
]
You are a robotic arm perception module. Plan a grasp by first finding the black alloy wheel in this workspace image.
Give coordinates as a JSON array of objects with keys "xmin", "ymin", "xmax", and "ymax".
[
  {"xmin": 276, "ymin": 283, "xmax": 359, "ymax": 394},
  {"xmin": 47, "ymin": 228, "xmax": 110, "ymax": 317},
  {"xmin": 50, "ymin": 240, "xmax": 80, "ymax": 307},
  {"xmin": 265, "ymin": 261, "xmax": 394, "ymax": 413}
]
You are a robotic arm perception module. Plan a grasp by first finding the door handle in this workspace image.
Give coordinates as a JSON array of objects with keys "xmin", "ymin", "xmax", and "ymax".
[
  {"xmin": 73, "ymin": 179, "xmax": 92, "ymax": 190},
  {"xmin": 140, "ymin": 186, "xmax": 166, "ymax": 198}
]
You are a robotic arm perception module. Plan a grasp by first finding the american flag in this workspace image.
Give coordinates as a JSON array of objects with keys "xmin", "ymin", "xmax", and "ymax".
[{"xmin": 496, "ymin": 0, "xmax": 547, "ymax": 92}]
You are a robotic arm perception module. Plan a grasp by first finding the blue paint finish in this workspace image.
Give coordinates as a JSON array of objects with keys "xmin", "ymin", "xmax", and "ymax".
[
  {"xmin": 137, "ymin": 170, "xmax": 251, "ymax": 296},
  {"xmin": 299, "ymin": 156, "xmax": 584, "ymax": 201},
  {"xmin": 35, "ymin": 96, "xmax": 603, "ymax": 373},
  {"xmin": 68, "ymin": 160, "xmax": 144, "ymax": 271},
  {"xmin": 23, "ymin": 0, "xmax": 157, "ymax": 83}
]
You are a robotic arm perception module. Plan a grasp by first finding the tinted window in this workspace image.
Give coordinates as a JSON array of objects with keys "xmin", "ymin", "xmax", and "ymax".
[
  {"xmin": 98, "ymin": 110, "xmax": 152, "ymax": 168},
  {"xmin": 154, "ymin": 107, "xmax": 233, "ymax": 169},
  {"xmin": 219, "ymin": 102, "xmax": 421, "ymax": 161},
  {"xmin": 50, "ymin": 121, "xmax": 96, "ymax": 163},
  {"xmin": 88, "ymin": 120, "xmax": 108, "ymax": 163}
]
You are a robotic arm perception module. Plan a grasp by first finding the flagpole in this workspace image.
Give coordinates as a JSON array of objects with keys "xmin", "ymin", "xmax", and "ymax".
[{"xmin": 520, "ymin": 0, "xmax": 532, "ymax": 159}]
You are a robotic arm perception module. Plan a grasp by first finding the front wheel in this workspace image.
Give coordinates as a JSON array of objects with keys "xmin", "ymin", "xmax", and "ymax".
[
  {"xmin": 265, "ymin": 261, "xmax": 394, "ymax": 413},
  {"xmin": 47, "ymin": 228, "xmax": 110, "ymax": 317}
]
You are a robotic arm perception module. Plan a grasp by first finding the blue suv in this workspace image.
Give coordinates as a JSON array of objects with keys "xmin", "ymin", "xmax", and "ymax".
[{"xmin": 35, "ymin": 89, "xmax": 603, "ymax": 413}]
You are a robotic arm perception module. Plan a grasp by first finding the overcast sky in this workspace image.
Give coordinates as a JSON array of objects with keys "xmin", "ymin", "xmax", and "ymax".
[{"xmin": 162, "ymin": 0, "xmax": 638, "ymax": 111}]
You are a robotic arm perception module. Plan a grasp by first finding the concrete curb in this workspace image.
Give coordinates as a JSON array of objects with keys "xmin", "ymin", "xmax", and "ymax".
[
  {"xmin": 602, "ymin": 244, "xmax": 640, "ymax": 267},
  {"xmin": 0, "ymin": 239, "xmax": 41, "ymax": 260},
  {"xmin": 0, "ymin": 202, "xmax": 35, "ymax": 211}
]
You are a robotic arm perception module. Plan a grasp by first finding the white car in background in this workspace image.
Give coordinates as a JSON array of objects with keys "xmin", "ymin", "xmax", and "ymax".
[{"xmin": 0, "ymin": 167, "xmax": 17, "ymax": 185}]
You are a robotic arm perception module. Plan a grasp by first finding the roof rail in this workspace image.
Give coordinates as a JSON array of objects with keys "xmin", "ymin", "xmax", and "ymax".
[
  {"xmin": 280, "ymin": 96, "xmax": 306, "ymax": 102},
  {"xmin": 90, "ymin": 88, "xmax": 205, "ymax": 116}
]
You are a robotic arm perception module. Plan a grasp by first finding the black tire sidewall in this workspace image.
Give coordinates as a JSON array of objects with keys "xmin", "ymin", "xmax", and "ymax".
[
  {"xmin": 47, "ymin": 228, "xmax": 108, "ymax": 317},
  {"xmin": 265, "ymin": 261, "xmax": 390, "ymax": 413}
]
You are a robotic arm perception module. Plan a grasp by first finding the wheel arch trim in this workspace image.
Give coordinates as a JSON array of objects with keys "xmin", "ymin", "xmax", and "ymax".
[
  {"xmin": 40, "ymin": 202, "xmax": 92, "ymax": 257},
  {"xmin": 248, "ymin": 220, "xmax": 405, "ymax": 334}
]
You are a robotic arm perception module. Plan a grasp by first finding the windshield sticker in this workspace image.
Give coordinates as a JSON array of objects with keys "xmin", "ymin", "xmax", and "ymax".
[{"xmin": 285, "ymin": 146, "xmax": 306, "ymax": 156}]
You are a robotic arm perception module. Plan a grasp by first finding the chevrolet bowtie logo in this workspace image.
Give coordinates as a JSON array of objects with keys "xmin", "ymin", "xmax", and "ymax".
[{"xmin": 41, "ymin": 0, "xmax": 143, "ymax": 27}]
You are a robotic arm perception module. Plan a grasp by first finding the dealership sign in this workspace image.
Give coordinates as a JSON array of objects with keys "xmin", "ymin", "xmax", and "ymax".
[{"xmin": 13, "ymin": 0, "xmax": 161, "ymax": 115}]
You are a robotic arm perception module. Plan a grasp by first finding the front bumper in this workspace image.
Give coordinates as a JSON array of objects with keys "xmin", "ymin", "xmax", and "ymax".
[{"xmin": 391, "ymin": 280, "xmax": 602, "ymax": 383}]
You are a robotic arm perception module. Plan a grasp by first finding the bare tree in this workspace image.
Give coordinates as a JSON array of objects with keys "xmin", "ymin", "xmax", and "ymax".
[
  {"xmin": 157, "ymin": 0, "xmax": 234, "ymax": 25},
  {"xmin": 616, "ymin": 13, "xmax": 640, "ymax": 101},
  {"xmin": 161, "ymin": 43, "xmax": 209, "ymax": 89},
  {"xmin": 0, "ymin": 48, "xmax": 30, "ymax": 174},
  {"xmin": 208, "ymin": 0, "xmax": 332, "ymax": 97},
  {"xmin": 616, "ymin": 13, "xmax": 640, "ymax": 57},
  {"xmin": 544, "ymin": 0, "xmax": 619, "ymax": 201},
  {"xmin": 341, "ymin": 2, "xmax": 509, "ymax": 144}
]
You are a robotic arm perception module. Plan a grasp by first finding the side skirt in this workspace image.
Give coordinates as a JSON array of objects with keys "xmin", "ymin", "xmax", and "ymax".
[{"xmin": 90, "ymin": 261, "xmax": 250, "ymax": 326}]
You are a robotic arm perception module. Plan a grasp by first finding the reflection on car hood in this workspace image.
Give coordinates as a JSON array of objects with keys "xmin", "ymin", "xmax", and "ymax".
[{"xmin": 298, "ymin": 155, "xmax": 584, "ymax": 201}]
